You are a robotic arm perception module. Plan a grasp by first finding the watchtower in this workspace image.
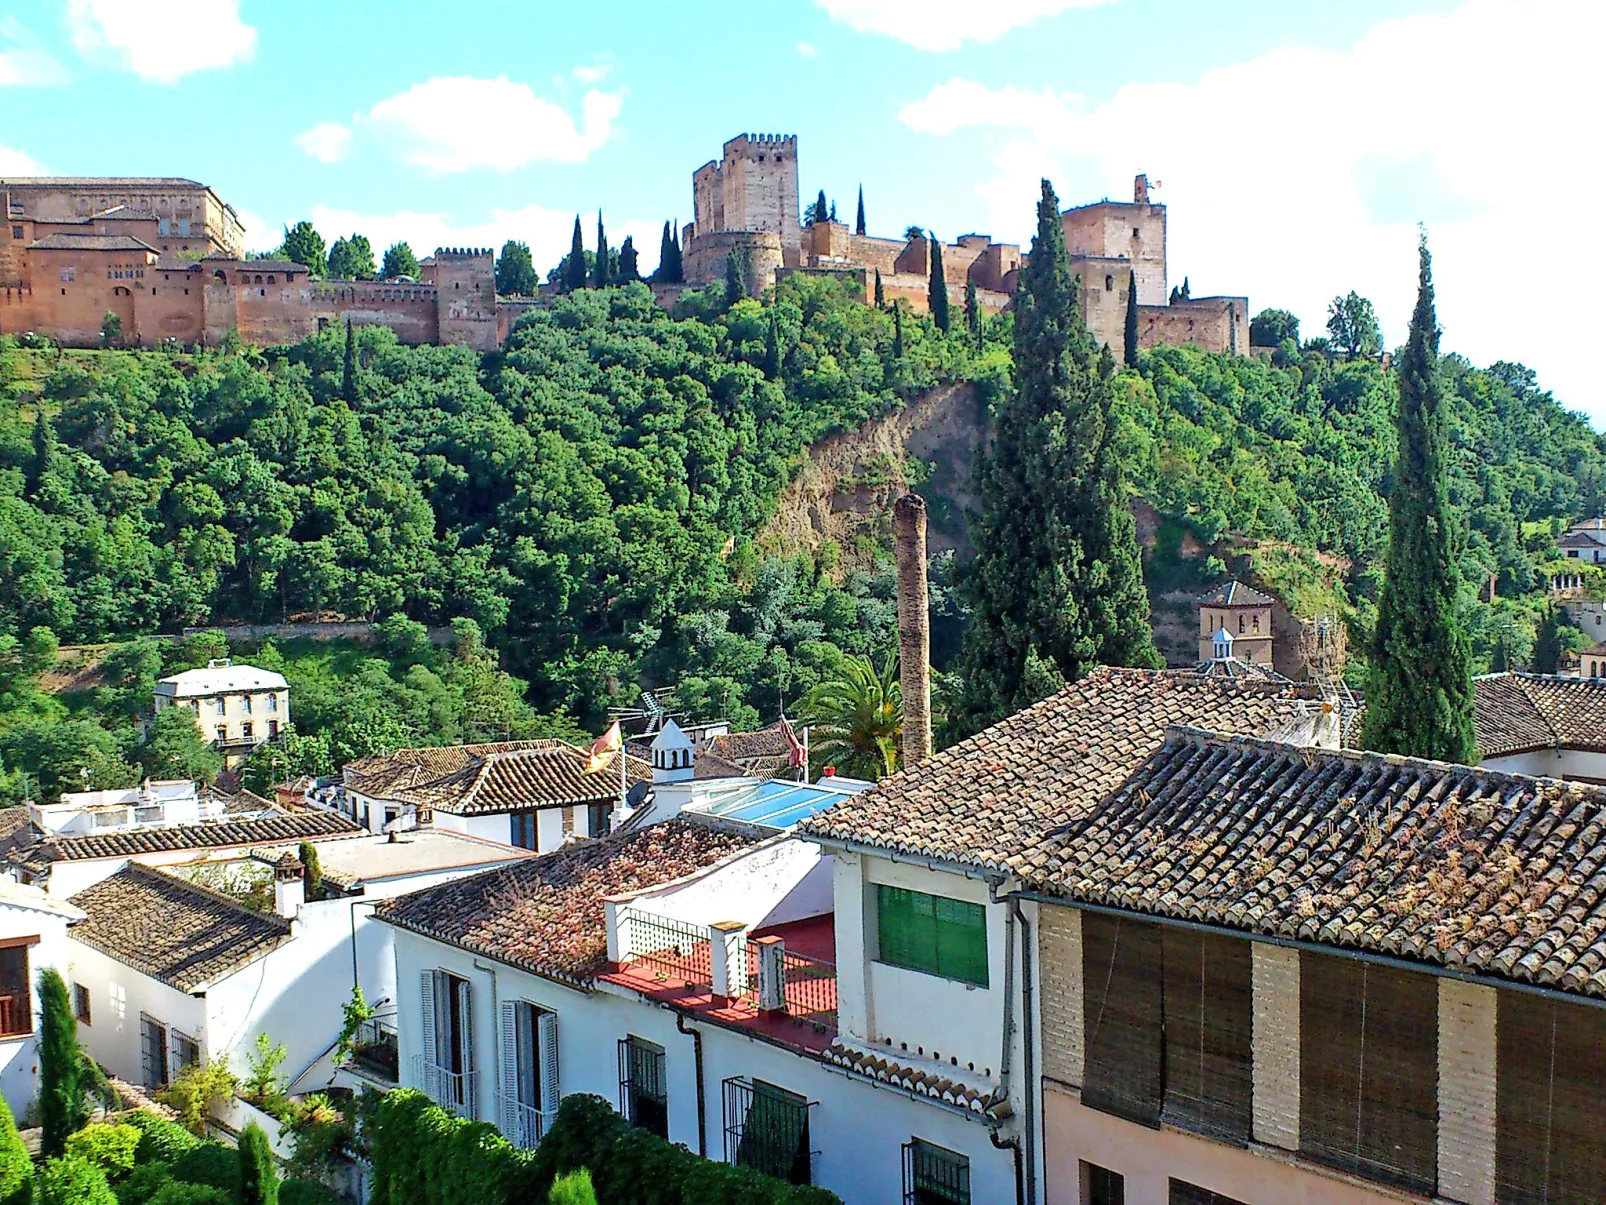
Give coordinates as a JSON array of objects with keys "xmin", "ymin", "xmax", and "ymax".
[
  {"xmin": 432, "ymin": 247, "xmax": 497, "ymax": 352},
  {"xmin": 691, "ymin": 134, "xmax": 800, "ymax": 265}
]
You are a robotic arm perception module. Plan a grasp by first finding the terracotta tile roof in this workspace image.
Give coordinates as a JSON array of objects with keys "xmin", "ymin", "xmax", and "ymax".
[
  {"xmin": 376, "ymin": 818, "xmax": 760, "ymax": 986},
  {"xmin": 345, "ymin": 740, "xmax": 650, "ymax": 815},
  {"xmin": 1196, "ymin": 579, "xmax": 1276, "ymax": 607},
  {"xmin": 1023, "ymin": 727, "xmax": 1606, "ymax": 998},
  {"xmin": 29, "ymin": 233, "xmax": 157, "ymax": 252},
  {"xmin": 1474, "ymin": 673, "xmax": 1606, "ymax": 757},
  {"xmin": 705, "ymin": 724, "xmax": 793, "ymax": 764},
  {"xmin": 822, "ymin": 1042, "xmax": 1008, "ymax": 1117},
  {"xmin": 8, "ymin": 811, "xmax": 358, "ymax": 874},
  {"xmin": 797, "ymin": 667, "xmax": 1317, "ymax": 871},
  {"xmin": 68, "ymin": 865, "xmax": 292, "ymax": 992}
]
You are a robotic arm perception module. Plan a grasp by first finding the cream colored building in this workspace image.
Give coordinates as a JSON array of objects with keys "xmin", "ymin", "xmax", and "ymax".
[
  {"xmin": 1197, "ymin": 579, "xmax": 1275, "ymax": 666},
  {"xmin": 153, "ymin": 659, "xmax": 289, "ymax": 768}
]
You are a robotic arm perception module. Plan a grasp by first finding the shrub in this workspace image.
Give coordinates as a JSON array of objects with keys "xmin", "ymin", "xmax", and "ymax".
[
  {"xmin": 0, "ymin": 1095, "xmax": 28, "ymax": 1205},
  {"xmin": 148, "ymin": 1185, "xmax": 232, "ymax": 1205},
  {"xmin": 243, "ymin": 1033, "xmax": 289, "ymax": 1116},
  {"xmin": 155, "ymin": 1058, "xmax": 238, "ymax": 1135},
  {"xmin": 524, "ymin": 1094, "xmax": 626, "ymax": 1190},
  {"xmin": 279, "ymin": 1179, "xmax": 344, "ymax": 1205},
  {"xmin": 66, "ymin": 1122, "xmax": 142, "ymax": 1178},
  {"xmin": 170, "ymin": 1141, "xmax": 238, "ymax": 1194},
  {"xmin": 36, "ymin": 1154, "xmax": 117, "ymax": 1205},
  {"xmin": 113, "ymin": 1161, "xmax": 173, "ymax": 1205},
  {"xmin": 549, "ymin": 1169, "xmax": 597, "ymax": 1205},
  {"xmin": 124, "ymin": 1111, "xmax": 201, "ymax": 1165},
  {"xmin": 237, "ymin": 1121, "xmax": 279, "ymax": 1205},
  {"xmin": 283, "ymin": 1093, "xmax": 350, "ymax": 1180}
]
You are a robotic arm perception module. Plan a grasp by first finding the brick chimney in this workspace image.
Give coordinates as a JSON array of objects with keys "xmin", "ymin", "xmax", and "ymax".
[{"xmin": 893, "ymin": 493, "xmax": 932, "ymax": 769}]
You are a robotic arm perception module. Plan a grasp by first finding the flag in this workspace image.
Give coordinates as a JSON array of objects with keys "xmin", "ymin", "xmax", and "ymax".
[
  {"xmin": 584, "ymin": 720, "xmax": 622, "ymax": 774},
  {"xmin": 780, "ymin": 717, "xmax": 805, "ymax": 769}
]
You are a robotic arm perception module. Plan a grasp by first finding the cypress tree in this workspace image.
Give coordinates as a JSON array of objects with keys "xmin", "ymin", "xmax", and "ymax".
[
  {"xmin": 617, "ymin": 236, "xmax": 639, "ymax": 282},
  {"xmin": 237, "ymin": 1121, "xmax": 279, "ymax": 1205},
  {"xmin": 873, "ymin": 268, "xmax": 884, "ymax": 309},
  {"xmin": 38, "ymin": 968, "xmax": 79, "ymax": 1158},
  {"xmin": 670, "ymin": 222, "xmax": 683, "ymax": 282},
  {"xmin": 855, "ymin": 185, "xmax": 866, "ymax": 236},
  {"xmin": 763, "ymin": 311, "xmax": 781, "ymax": 380},
  {"xmin": 723, "ymin": 252, "xmax": 745, "ymax": 308},
  {"xmin": 654, "ymin": 221, "xmax": 675, "ymax": 283},
  {"xmin": 565, "ymin": 216, "xmax": 586, "ymax": 292},
  {"xmin": 957, "ymin": 179, "xmax": 1159, "ymax": 732},
  {"xmin": 341, "ymin": 319, "xmax": 356, "ymax": 405},
  {"xmin": 1360, "ymin": 231, "xmax": 1476, "ymax": 762},
  {"xmin": 298, "ymin": 841, "xmax": 323, "ymax": 902},
  {"xmin": 814, "ymin": 189, "xmax": 828, "ymax": 225},
  {"xmin": 928, "ymin": 235, "xmax": 950, "ymax": 331},
  {"xmin": 964, "ymin": 278, "xmax": 980, "ymax": 347},
  {"xmin": 892, "ymin": 302, "xmax": 904, "ymax": 359},
  {"xmin": 592, "ymin": 212, "xmax": 610, "ymax": 288},
  {"xmin": 1123, "ymin": 269, "xmax": 1139, "ymax": 368}
]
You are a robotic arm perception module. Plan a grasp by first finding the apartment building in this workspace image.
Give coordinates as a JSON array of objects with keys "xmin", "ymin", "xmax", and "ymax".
[{"xmin": 153, "ymin": 659, "xmax": 289, "ymax": 768}]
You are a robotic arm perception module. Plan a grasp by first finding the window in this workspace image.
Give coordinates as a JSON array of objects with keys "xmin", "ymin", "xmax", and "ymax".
[
  {"xmin": 9, "ymin": 226, "xmax": 20, "ymax": 240},
  {"xmin": 59, "ymin": 267, "xmax": 74, "ymax": 282},
  {"xmin": 1081, "ymin": 1162, "xmax": 1124, "ymax": 1205},
  {"xmin": 724, "ymin": 1078, "xmax": 811, "ymax": 1185},
  {"xmin": 73, "ymin": 983, "xmax": 91, "ymax": 1025},
  {"xmin": 875, "ymin": 885, "xmax": 988, "ymax": 987},
  {"xmin": 242, "ymin": 695, "xmax": 252, "ymax": 713},
  {"xmin": 141, "ymin": 1017, "xmax": 169, "ymax": 1089},
  {"xmin": 1496, "ymin": 989, "xmax": 1606, "ymax": 1202},
  {"xmin": 1081, "ymin": 914, "xmax": 1252, "ymax": 1140},
  {"xmin": 510, "ymin": 812, "xmax": 538, "ymax": 851},
  {"xmin": 241, "ymin": 722, "xmax": 253, "ymax": 739},
  {"xmin": 216, "ymin": 725, "xmax": 228, "ymax": 744},
  {"xmin": 420, "ymin": 970, "xmax": 474, "ymax": 1116},
  {"xmin": 1132, "ymin": 226, "xmax": 1140, "ymax": 239},
  {"xmin": 134, "ymin": 805, "xmax": 162, "ymax": 825},
  {"xmin": 173, "ymin": 1031, "xmax": 200, "ymax": 1072},
  {"xmin": 903, "ymin": 1139, "xmax": 969, "ymax": 1205},
  {"xmin": 499, "ymin": 1000, "xmax": 559, "ymax": 1148},
  {"xmin": 1105, "ymin": 274, "xmax": 1114, "ymax": 291},
  {"xmin": 588, "ymin": 800, "xmax": 613, "ymax": 838},
  {"xmin": 1237, "ymin": 614, "xmax": 1245, "ymax": 633},
  {"xmin": 214, "ymin": 698, "xmax": 226, "ymax": 715},
  {"xmin": 1299, "ymin": 953, "xmax": 1437, "ymax": 1194},
  {"xmin": 268, "ymin": 720, "xmax": 279, "ymax": 741},
  {"xmin": 0, "ymin": 941, "xmax": 32, "ymax": 1038},
  {"xmin": 618, "ymin": 1036, "xmax": 668, "ymax": 1138},
  {"xmin": 1169, "ymin": 1180, "xmax": 1245, "ymax": 1205},
  {"xmin": 267, "ymin": 693, "xmax": 278, "ymax": 712}
]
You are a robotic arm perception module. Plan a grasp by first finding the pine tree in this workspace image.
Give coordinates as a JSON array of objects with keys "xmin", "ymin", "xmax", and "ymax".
[
  {"xmin": 592, "ymin": 212, "xmax": 610, "ymax": 288},
  {"xmin": 763, "ymin": 311, "xmax": 781, "ymax": 380},
  {"xmin": 855, "ymin": 185, "xmax": 866, "ymax": 236},
  {"xmin": 38, "ymin": 968, "xmax": 80, "ymax": 1159},
  {"xmin": 617, "ymin": 236, "xmax": 639, "ymax": 282},
  {"xmin": 380, "ymin": 241, "xmax": 419, "ymax": 280},
  {"xmin": 565, "ymin": 216, "xmax": 587, "ymax": 292},
  {"xmin": 281, "ymin": 221, "xmax": 326, "ymax": 278},
  {"xmin": 873, "ymin": 268, "xmax": 884, "ymax": 309},
  {"xmin": 341, "ymin": 320, "xmax": 356, "ymax": 405},
  {"xmin": 1360, "ymin": 231, "xmax": 1476, "ymax": 762},
  {"xmin": 1123, "ymin": 269, "xmax": 1139, "ymax": 368},
  {"xmin": 892, "ymin": 302, "xmax": 904, "ymax": 359},
  {"xmin": 964, "ymin": 279, "xmax": 980, "ymax": 347},
  {"xmin": 237, "ymin": 1122, "xmax": 279, "ymax": 1205},
  {"xmin": 494, "ymin": 240, "xmax": 537, "ymax": 295},
  {"xmin": 927, "ymin": 235, "xmax": 950, "ymax": 331},
  {"xmin": 654, "ymin": 221, "xmax": 676, "ymax": 283},
  {"xmin": 957, "ymin": 179, "xmax": 1159, "ymax": 732},
  {"xmin": 298, "ymin": 841, "xmax": 323, "ymax": 902},
  {"xmin": 1181, "ymin": 275, "xmax": 1190, "ymax": 300}
]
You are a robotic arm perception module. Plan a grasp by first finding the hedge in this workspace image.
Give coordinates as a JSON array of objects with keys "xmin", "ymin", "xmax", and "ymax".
[{"xmin": 367, "ymin": 1090, "xmax": 840, "ymax": 1205}]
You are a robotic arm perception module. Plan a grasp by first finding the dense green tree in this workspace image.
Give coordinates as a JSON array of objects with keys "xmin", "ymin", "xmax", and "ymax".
[
  {"xmin": 1327, "ymin": 291, "xmax": 1382, "ymax": 359},
  {"xmin": 35, "ymin": 1156, "xmax": 115, "ymax": 1205},
  {"xmin": 282, "ymin": 222, "xmax": 326, "ymax": 277},
  {"xmin": 341, "ymin": 319, "xmax": 357, "ymax": 404},
  {"xmin": 958, "ymin": 178, "xmax": 1158, "ymax": 732},
  {"xmin": 565, "ymin": 217, "xmax": 587, "ymax": 292},
  {"xmin": 855, "ymin": 185, "xmax": 866, "ymax": 236},
  {"xmin": 928, "ymin": 236, "xmax": 950, "ymax": 331},
  {"xmin": 811, "ymin": 189, "xmax": 828, "ymax": 225},
  {"xmin": 873, "ymin": 268, "xmax": 884, "ymax": 309},
  {"xmin": 1361, "ymin": 234, "xmax": 1476, "ymax": 762},
  {"xmin": 142, "ymin": 707, "xmax": 222, "ymax": 782},
  {"xmin": 723, "ymin": 252, "xmax": 745, "ymax": 307},
  {"xmin": 1124, "ymin": 269, "xmax": 1139, "ymax": 368},
  {"xmin": 763, "ymin": 311, "xmax": 782, "ymax": 380},
  {"xmin": 298, "ymin": 841, "xmax": 324, "ymax": 902},
  {"xmin": 326, "ymin": 235, "xmax": 375, "ymax": 281},
  {"xmin": 38, "ymin": 967, "xmax": 81, "ymax": 1158},
  {"xmin": 237, "ymin": 1122, "xmax": 279, "ymax": 1205},
  {"xmin": 965, "ymin": 279, "xmax": 980, "ymax": 348},
  {"xmin": 495, "ymin": 241, "xmax": 538, "ymax": 295},
  {"xmin": 591, "ymin": 213, "xmax": 610, "ymax": 289},
  {"xmin": 801, "ymin": 652, "xmax": 901, "ymax": 779},
  {"xmin": 1250, "ymin": 307, "xmax": 1299, "ymax": 347},
  {"xmin": 380, "ymin": 242, "xmax": 420, "ymax": 280},
  {"xmin": 652, "ymin": 221, "xmax": 680, "ymax": 284}
]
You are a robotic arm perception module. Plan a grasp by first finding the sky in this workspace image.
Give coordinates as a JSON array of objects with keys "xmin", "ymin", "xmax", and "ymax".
[{"xmin": 2, "ymin": 0, "xmax": 1602, "ymax": 421}]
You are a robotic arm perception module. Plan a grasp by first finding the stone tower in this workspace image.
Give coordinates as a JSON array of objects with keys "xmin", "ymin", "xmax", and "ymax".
[
  {"xmin": 691, "ymin": 134, "xmax": 801, "ymax": 266},
  {"xmin": 432, "ymin": 247, "xmax": 497, "ymax": 352}
]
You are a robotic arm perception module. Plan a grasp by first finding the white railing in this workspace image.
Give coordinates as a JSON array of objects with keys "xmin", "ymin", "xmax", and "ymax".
[
  {"xmin": 497, "ymin": 1094, "xmax": 554, "ymax": 1150},
  {"xmin": 414, "ymin": 1057, "xmax": 476, "ymax": 1119}
]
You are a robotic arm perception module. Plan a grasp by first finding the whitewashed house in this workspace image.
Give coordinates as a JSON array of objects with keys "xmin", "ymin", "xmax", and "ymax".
[
  {"xmin": 0, "ymin": 878, "xmax": 85, "ymax": 1119},
  {"xmin": 30, "ymin": 779, "xmax": 275, "ymax": 837},
  {"xmin": 1473, "ymin": 671, "xmax": 1606, "ymax": 780}
]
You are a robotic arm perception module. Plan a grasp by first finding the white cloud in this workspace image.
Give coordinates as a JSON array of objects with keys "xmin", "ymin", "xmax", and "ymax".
[
  {"xmin": 796, "ymin": 41, "xmax": 817, "ymax": 58},
  {"xmin": 67, "ymin": 0, "xmax": 255, "ymax": 83},
  {"xmin": 307, "ymin": 204, "xmax": 662, "ymax": 279},
  {"xmin": 294, "ymin": 122, "xmax": 352, "ymax": 165},
  {"xmin": 898, "ymin": 0, "xmax": 1606, "ymax": 419},
  {"xmin": 348, "ymin": 77, "xmax": 622, "ymax": 172},
  {"xmin": 572, "ymin": 60, "xmax": 612, "ymax": 84},
  {"xmin": 0, "ymin": 143, "xmax": 44, "ymax": 174},
  {"xmin": 0, "ymin": 18, "xmax": 68, "ymax": 85},
  {"xmin": 233, "ymin": 209, "xmax": 273, "ymax": 254},
  {"xmin": 816, "ymin": 0, "xmax": 1117, "ymax": 51}
]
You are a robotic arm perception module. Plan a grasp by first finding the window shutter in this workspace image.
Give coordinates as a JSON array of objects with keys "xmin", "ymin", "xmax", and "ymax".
[
  {"xmin": 419, "ymin": 971, "xmax": 437, "ymax": 1069},
  {"xmin": 456, "ymin": 978, "xmax": 474, "ymax": 1076},
  {"xmin": 1082, "ymin": 913, "xmax": 1163, "ymax": 1126},
  {"xmin": 1161, "ymin": 928, "xmax": 1251, "ymax": 1143},
  {"xmin": 934, "ymin": 896, "xmax": 988, "ymax": 987},
  {"xmin": 1496, "ymin": 990, "xmax": 1606, "ymax": 1202},
  {"xmin": 538, "ymin": 1010, "xmax": 561, "ymax": 1117},
  {"xmin": 499, "ymin": 1001, "xmax": 519, "ymax": 1135}
]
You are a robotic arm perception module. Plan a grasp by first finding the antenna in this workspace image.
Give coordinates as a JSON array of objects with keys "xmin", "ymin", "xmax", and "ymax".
[{"xmin": 1300, "ymin": 613, "xmax": 1355, "ymax": 715}]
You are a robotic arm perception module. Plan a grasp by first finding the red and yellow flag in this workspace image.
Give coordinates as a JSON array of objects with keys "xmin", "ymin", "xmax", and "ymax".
[{"xmin": 584, "ymin": 719, "xmax": 622, "ymax": 774}]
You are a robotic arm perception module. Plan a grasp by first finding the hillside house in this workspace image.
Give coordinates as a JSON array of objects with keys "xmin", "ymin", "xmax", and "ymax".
[
  {"xmin": 1472, "ymin": 671, "xmax": 1606, "ymax": 780},
  {"xmin": 1196, "ymin": 580, "xmax": 1276, "ymax": 667},
  {"xmin": 1557, "ymin": 517, "xmax": 1606, "ymax": 563},
  {"xmin": 153, "ymin": 659, "xmax": 289, "ymax": 769}
]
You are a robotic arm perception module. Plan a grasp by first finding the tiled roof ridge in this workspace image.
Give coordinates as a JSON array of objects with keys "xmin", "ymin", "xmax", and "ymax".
[
  {"xmin": 28, "ymin": 810, "xmax": 355, "ymax": 862},
  {"xmin": 114, "ymin": 862, "xmax": 293, "ymax": 935}
]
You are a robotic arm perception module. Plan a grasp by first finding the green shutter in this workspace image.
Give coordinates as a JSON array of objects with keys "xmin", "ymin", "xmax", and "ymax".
[
  {"xmin": 877, "ymin": 886, "xmax": 987, "ymax": 986},
  {"xmin": 934, "ymin": 896, "xmax": 988, "ymax": 987}
]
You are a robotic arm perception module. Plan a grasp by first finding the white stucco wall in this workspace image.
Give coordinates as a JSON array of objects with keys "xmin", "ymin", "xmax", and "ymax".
[
  {"xmin": 389, "ymin": 927, "xmax": 1017, "ymax": 1205},
  {"xmin": 1481, "ymin": 748, "xmax": 1606, "ymax": 782},
  {"xmin": 629, "ymin": 838, "xmax": 831, "ymax": 931},
  {"xmin": 67, "ymin": 939, "xmax": 206, "ymax": 1088},
  {"xmin": 0, "ymin": 897, "xmax": 79, "ymax": 1119}
]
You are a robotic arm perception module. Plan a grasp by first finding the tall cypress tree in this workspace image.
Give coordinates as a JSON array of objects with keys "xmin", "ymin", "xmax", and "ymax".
[
  {"xmin": 1360, "ymin": 232, "xmax": 1476, "ymax": 762},
  {"xmin": 341, "ymin": 319, "xmax": 356, "ymax": 404},
  {"xmin": 873, "ymin": 268, "xmax": 885, "ymax": 309},
  {"xmin": 1123, "ymin": 270, "xmax": 1140, "ymax": 368},
  {"xmin": 928, "ymin": 235, "xmax": 950, "ymax": 331},
  {"xmin": 38, "ymin": 968, "xmax": 79, "ymax": 1158},
  {"xmin": 763, "ymin": 311, "xmax": 781, "ymax": 380},
  {"xmin": 723, "ymin": 252, "xmax": 745, "ymax": 308},
  {"xmin": 957, "ymin": 179, "xmax": 1158, "ymax": 732},
  {"xmin": 855, "ymin": 185, "xmax": 866, "ymax": 236},
  {"xmin": 965, "ymin": 279, "xmax": 980, "ymax": 347},
  {"xmin": 814, "ymin": 189, "xmax": 828, "ymax": 225},
  {"xmin": 892, "ymin": 302, "xmax": 904, "ymax": 359},
  {"xmin": 617, "ymin": 236, "xmax": 639, "ymax": 282},
  {"xmin": 670, "ymin": 222, "xmax": 683, "ymax": 282},
  {"xmin": 654, "ymin": 221, "xmax": 675, "ymax": 283},
  {"xmin": 565, "ymin": 216, "xmax": 587, "ymax": 292},
  {"xmin": 237, "ymin": 1122, "xmax": 279, "ymax": 1205},
  {"xmin": 592, "ymin": 212, "xmax": 610, "ymax": 288}
]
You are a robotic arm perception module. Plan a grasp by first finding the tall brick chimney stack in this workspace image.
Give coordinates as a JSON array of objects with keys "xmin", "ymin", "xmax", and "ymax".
[{"xmin": 893, "ymin": 493, "xmax": 932, "ymax": 769}]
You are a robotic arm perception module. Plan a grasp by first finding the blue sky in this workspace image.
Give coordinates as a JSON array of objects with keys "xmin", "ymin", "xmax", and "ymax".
[{"xmin": 3, "ymin": 0, "xmax": 1601, "ymax": 421}]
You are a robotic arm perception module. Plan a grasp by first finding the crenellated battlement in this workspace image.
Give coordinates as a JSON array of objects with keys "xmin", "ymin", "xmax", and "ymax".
[{"xmin": 434, "ymin": 246, "xmax": 493, "ymax": 259}]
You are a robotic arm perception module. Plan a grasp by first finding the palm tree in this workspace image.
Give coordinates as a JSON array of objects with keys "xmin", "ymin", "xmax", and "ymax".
[{"xmin": 801, "ymin": 653, "xmax": 902, "ymax": 779}]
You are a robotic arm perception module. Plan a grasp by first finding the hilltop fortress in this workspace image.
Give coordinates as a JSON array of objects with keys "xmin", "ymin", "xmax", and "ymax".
[{"xmin": 1, "ymin": 138, "xmax": 1247, "ymax": 356}]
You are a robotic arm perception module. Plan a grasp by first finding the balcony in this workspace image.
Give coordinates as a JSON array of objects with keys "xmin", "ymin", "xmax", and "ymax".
[
  {"xmin": 349, "ymin": 1016, "xmax": 398, "ymax": 1083},
  {"xmin": 601, "ymin": 904, "xmax": 837, "ymax": 1049},
  {"xmin": 413, "ymin": 1057, "xmax": 475, "ymax": 1119},
  {"xmin": 496, "ymin": 1094, "xmax": 554, "ymax": 1150}
]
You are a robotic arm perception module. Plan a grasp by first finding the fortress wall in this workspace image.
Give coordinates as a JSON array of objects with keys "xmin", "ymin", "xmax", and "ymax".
[{"xmin": 1138, "ymin": 296, "xmax": 1249, "ymax": 356}]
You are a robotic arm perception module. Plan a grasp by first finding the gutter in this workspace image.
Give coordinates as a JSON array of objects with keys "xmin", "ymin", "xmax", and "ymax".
[
  {"xmin": 807, "ymin": 834, "xmax": 1008, "ymax": 886},
  {"xmin": 1018, "ymin": 890, "xmax": 1606, "ymax": 1014},
  {"xmin": 674, "ymin": 1012, "xmax": 708, "ymax": 1157}
]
